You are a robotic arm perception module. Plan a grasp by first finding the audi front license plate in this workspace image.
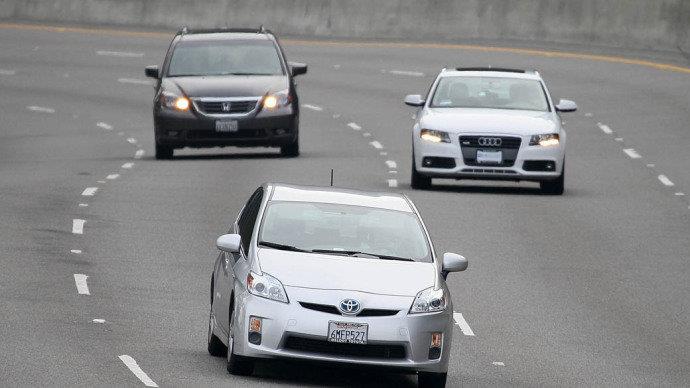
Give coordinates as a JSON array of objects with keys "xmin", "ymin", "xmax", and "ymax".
[
  {"xmin": 328, "ymin": 321, "xmax": 368, "ymax": 344},
  {"xmin": 215, "ymin": 120, "xmax": 238, "ymax": 133},
  {"xmin": 476, "ymin": 149, "xmax": 502, "ymax": 164}
]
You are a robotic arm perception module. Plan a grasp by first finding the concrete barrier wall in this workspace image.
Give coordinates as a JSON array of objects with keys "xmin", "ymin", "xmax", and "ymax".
[{"xmin": 1, "ymin": 0, "xmax": 688, "ymax": 53}]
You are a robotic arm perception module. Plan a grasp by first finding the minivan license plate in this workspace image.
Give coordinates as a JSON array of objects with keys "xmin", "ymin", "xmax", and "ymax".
[
  {"xmin": 327, "ymin": 321, "xmax": 368, "ymax": 344},
  {"xmin": 215, "ymin": 120, "xmax": 238, "ymax": 133}
]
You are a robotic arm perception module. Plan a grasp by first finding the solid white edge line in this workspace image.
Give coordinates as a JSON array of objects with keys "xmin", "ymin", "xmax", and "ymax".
[
  {"xmin": 72, "ymin": 219, "xmax": 85, "ymax": 235},
  {"xmin": 122, "ymin": 163, "xmax": 134, "ymax": 169},
  {"xmin": 658, "ymin": 175, "xmax": 675, "ymax": 186},
  {"xmin": 73, "ymin": 274, "xmax": 90, "ymax": 295},
  {"xmin": 118, "ymin": 355, "xmax": 158, "ymax": 387},
  {"xmin": 347, "ymin": 122, "xmax": 362, "ymax": 130},
  {"xmin": 301, "ymin": 104, "xmax": 323, "ymax": 111},
  {"xmin": 27, "ymin": 105, "xmax": 55, "ymax": 114},
  {"xmin": 453, "ymin": 312, "xmax": 475, "ymax": 336},
  {"xmin": 96, "ymin": 50, "xmax": 144, "ymax": 58},
  {"xmin": 81, "ymin": 187, "xmax": 98, "ymax": 196},
  {"xmin": 385, "ymin": 160, "xmax": 397, "ymax": 169},
  {"xmin": 369, "ymin": 141, "xmax": 383, "ymax": 149},
  {"xmin": 623, "ymin": 148, "xmax": 641, "ymax": 159},
  {"xmin": 387, "ymin": 179, "xmax": 398, "ymax": 188},
  {"xmin": 596, "ymin": 123, "xmax": 613, "ymax": 134},
  {"xmin": 117, "ymin": 78, "xmax": 153, "ymax": 86},
  {"xmin": 97, "ymin": 121, "xmax": 113, "ymax": 130}
]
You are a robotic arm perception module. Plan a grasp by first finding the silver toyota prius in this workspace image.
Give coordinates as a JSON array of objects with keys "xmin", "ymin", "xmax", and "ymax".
[{"xmin": 207, "ymin": 183, "xmax": 468, "ymax": 387}]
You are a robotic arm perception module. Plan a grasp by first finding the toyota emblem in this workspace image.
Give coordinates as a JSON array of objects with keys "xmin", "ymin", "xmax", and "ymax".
[
  {"xmin": 339, "ymin": 299, "xmax": 361, "ymax": 315},
  {"xmin": 477, "ymin": 137, "xmax": 502, "ymax": 147}
]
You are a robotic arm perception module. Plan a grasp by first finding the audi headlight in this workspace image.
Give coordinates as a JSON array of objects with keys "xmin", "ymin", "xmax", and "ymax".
[
  {"xmin": 529, "ymin": 133, "xmax": 560, "ymax": 146},
  {"xmin": 420, "ymin": 129, "xmax": 451, "ymax": 143},
  {"xmin": 160, "ymin": 91, "xmax": 190, "ymax": 111},
  {"xmin": 263, "ymin": 89, "xmax": 291, "ymax": 110},
  {"xmin": 247, "ymin": 271, "xmax": 289, "ymax": 303},
  {"xmin": 409, "ymin": 287, "xmax": 447, "ymax": 314}
]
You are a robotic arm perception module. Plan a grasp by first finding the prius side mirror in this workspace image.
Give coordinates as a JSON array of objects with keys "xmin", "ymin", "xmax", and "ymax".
[
  {"xmin": 441, "ymin": 252, "xmax": 468, "ymax": 279},
  {"xmin": 555, "ymin": 99, "xmax": 577, "ymax": 112},
  {"xmin": 217, "ymin": 234, "xmax": 241, "ymax": 253}
]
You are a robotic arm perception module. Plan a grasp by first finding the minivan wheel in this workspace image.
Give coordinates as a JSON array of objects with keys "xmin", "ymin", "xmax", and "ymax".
[
  {"xmin": 411, "ymin": 158, "xmax": 432, "ymax": 189},
  {"xmin": 418, "ymin": 371, "xmax": 447, "ymax": 388},
  {"xmin": 226, "ymin": 299, "xmax": 254, "ymax": 376},
  {"xmin": 155, "ymin": 142, "xmax": 173, "ymax": 159},
  {"xmin": 280, "ymin": 139, "xmax": 300, "ymax": 157}
]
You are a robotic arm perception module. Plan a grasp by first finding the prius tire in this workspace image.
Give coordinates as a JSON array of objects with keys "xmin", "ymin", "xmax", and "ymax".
[
  {"xmin": 155, "ymin": 142, "xmax": 173, "ymax": 160},
  {"xmin": 540, "ymin": 159, "xmax": 565, "ymax": 195},
  {"xmin": 418, "ymin": 372, "xmax": 447, "ymax": 388},
  {"xmin": 411, "ymin": 158, "xmax": 432, "ymax": 189},
  {"xmin": 226, "ymin": 299, "xmax": 254, "ymax": 376},
  {"xmin": 207, "ymin": 309, "xmax": 227, "ymax": 357}
]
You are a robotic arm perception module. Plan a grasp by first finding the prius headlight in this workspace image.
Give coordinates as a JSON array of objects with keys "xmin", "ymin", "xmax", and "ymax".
[
  {"xmin": 529, "ymin": 133, "xmax": 560, "ymax": 146},
  {"xmin": 420, "ymin": 129, "xmax": 451, "ymax": 143},
  {"xmin": 247, "ymin": 271, "xmax": 289, "ymax": 303},
  {"xmin": 263, "ymin": 89, "xmax": 291, "ymax": 110},
  {"xmin": 410, "ymin": 287, "xmax": 447, "ymax": 314}
]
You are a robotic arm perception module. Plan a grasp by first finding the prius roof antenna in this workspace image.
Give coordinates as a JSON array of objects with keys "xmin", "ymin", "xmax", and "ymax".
[
  {"xmin": 330, "ymin": 169, "xmax": 334, "ymax": 186},
  {"xmin": 259, "ymin": 24, "xmax": 265, "ymax": 33}
]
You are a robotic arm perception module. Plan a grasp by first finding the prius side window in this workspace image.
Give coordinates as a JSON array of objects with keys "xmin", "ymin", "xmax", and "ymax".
[{"xmin": 239, "ymin": 188, "xmax": 263, "ymax": 253}]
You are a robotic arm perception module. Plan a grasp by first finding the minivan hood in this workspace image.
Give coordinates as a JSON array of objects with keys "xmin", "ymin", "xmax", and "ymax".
[
  {"xmin": 166, "ymin": 75, "xmax": 287, "ymax": 98},
  {"xmin": 257, "ymin": 248, "xmax": 436, "ymax": 297},
  {"xmin": 421, "ymin": 108, "xmax": 558, "ymax": 135}
]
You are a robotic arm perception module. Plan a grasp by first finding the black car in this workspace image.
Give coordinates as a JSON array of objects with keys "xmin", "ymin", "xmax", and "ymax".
[{"xmin": 144, "ymin": 27, "xmax": 307, "ymax": 159}]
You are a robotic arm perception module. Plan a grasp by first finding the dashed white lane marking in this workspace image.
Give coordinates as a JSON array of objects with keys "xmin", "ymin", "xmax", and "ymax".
[
  {"xmin": 387, "ymin": 179, "xmax": 398, "ymax": 188},
  {"xmin": 122, "ymin": 162, "xmax": 134, "ymax": 169},
  {"xmin": 332, "ymin": 114, "xmax": 341, "ymax": 119},
  {"xmin": 385, "ymin": 160, "xmax": 397, "ymax": 169},
  {"xmin": 118, "ymin": 355, "xmax": 158, "ymax": 387},
  {"xmin": 453, "ymin": 312, "xmax": 475, "ymax": 336},
  {"xmin": 127, "ymin": 137, "xmax": 138, "ymax": 144},
  {"xmin": 658, "ymin": 175, "xmax": 675, "ymax": 186},
  {"xmin": 388, "ymin": 70, "xmax": 425, "ymax": 77},
  {"xmin": 362, "ymin": 132, "xmax": 372, "ymax": 138},
  {"xmin": 72, "ymin": 219, "xmax": 85, "ymax": 235},
  {"xmin": 389, "ymin": 170, "xmax": 397, "ymax": 174},
  {"xmin": 301, "ymin": 104, "xmax": 323, "ymax": 111},
  {"xmin": 134, "ymin": 149, "xmax": 145, "ymax": 159},
  {"xmin": 106, "ymin": 174, "xmax": 120, "ymax": 180},
  {"xmin": 0, "ymin": 69, "xmax": 16, "ymax": 75},
  {"xmin": 92, "ymin": 319, "xmax": 106, "ymax": 324},
  {"xmin": 379, "ymin": 151, "xmax": 388, "ymax": 156},
  {"xmin": 332, "ymin": 64, "xmax": 341, "ymax": 69},
  {"xmin": 370, "ymin": 141, "xmax": 383, "ymax": 149},
  {"xmin": 96, "ymin": 50, "xmax": 144, "ymax": 58},
  {"xmin": 81, "ymin": 187, "xmax": 98, "ymax": 196},
  {"xmin": 117, "ymin": 132, "xmax": 125, "ymax": 136},
  {"xmin": 597, "ymin": 123, "xmax": 613, "ymax": 134},
  {"xmin": 623, "ymin": 148, "xmax": 641, "ymax": 159},
  {"xmin": 347, "ymin": 122, "xmax": 362, "ymax": 131},
  {"xmin": 97, "ymin": 180, "xmax": 106, "ymax": 184},
  {"xmin": 97, "ymin": 121, "xmax": 113, "ymax": 130},
  {"xmin": 118, "ymin": 78, "xmax": 153, "ymax": 86},
  {"xmin": 614, "ymin": 137, "xmax": 624, "ymax": 142},
  {"xmin": 70, "ymin": 249, "xmax": 82, "ymax": 254},
  {"xmin": 27, "ymin": 105, "xmax": 55, "ymax": 114},
  {"xmin": 73, "ymin": 274, "xmax": 90, "ymax": 295},
  {"xmin": 78, "ymin": 203, "xmax": 89, "ymax": 207},
  {"xmin": 492, "ymin": 362, "xmax": 505, "ymax": 366},
  {"xmin": 675, "ymin": 192, "xmax": 685, "ymax": 196},
  {"xmin": 647, "ymin": 163, "xmax": 655, "ymax": 168},
  {"xmin": 584, "ymin": 112, "xmax": 593, "ymax": 117}
]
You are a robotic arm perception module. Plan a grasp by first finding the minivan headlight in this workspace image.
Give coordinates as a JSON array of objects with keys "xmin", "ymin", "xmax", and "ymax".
[
  {"xmin": 529, "ymin": 133, "xmax": 560, "ymax": 146},
  {"xmin": 160, "ymin": 91, "xmax": 190, "ymax": 111},
  {"xmin": 420, "ymin": 129, "xmax": 451, "ymax": 143},
  {"xmin": 247, "ymin": 271, "xmax": 289, "ymax": 303},
  {"xmin": 410, "ymin": 287, "xmax": 447, "ymax": 314},
  {"xmin": 263, "ymin": 89, "xmax": 291, "ymax": 109}
]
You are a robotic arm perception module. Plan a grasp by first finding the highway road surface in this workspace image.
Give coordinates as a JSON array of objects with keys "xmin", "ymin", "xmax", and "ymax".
[{"xmin": 0, "ymin": 21, "xmax": 688, "ymax": 386}]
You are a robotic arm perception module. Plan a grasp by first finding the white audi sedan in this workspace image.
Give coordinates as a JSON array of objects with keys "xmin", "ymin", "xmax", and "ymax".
[
  {"xmin": 405, "ymin": 67, "xmax": 577, "ymax": 194},
  {"xmin": 207, "ymin": 183, "xmax": 468, "ymax": 388}
]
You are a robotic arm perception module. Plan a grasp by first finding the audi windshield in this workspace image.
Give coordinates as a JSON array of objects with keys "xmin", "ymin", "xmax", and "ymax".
[
  {"xmin": 167, "ymin": 40, "xmax": 284, "ymax": 77},
  {"xmin": 259, "ymin": 201, "xmax": 431, "ymax": 262},
  {"xmin": 431, "ymin": 76, "xmax": 549, "ymax": 111}
]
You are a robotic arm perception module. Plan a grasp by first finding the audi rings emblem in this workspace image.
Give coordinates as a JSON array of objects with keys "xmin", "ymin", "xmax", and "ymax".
[
  {"xmin": 339, "ymin": 299, "xmax": 361, "ymax": 315},
  {"xmin": 477, "ymin": 137, "xmax": 502, "ymax": 147}
]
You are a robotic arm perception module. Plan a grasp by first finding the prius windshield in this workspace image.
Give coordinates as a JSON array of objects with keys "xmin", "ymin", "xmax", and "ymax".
[
  {"xmin": 168, "ymin": 39, "xmax": 284, "ymax": 76},
  {"xmin": 431, "ymin": 76, "xmax": 549, "ymax": 111},
  {"xmin": 259, "ymin": 201, "xmax": 431, "ymax": 262}
]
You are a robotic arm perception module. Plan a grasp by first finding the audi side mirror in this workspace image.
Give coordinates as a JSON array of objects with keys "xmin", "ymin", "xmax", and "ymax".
[
  {"xmin": 216, "ymin": 234, "xmax": 241, "ymax": 253},
  {"xmin": 441, "ymin": 252, "xmax": 467, "ymax": 279},
  {"xmin": 404, "ymin": 94, "xmax": 426, "ymax": 107},
  {"xmin": 289, "ymin": 62, "xmax": 308, "ymax": 77},
  {"xmin": 145, "ymin": 65, "xmax": 160, "ymax": 79},
  {"xmin": 555, "ymin": 99, "xmax": 577, "ymax": 112}
]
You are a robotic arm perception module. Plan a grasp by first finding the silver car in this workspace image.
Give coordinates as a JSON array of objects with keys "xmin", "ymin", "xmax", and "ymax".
[{"xmin": 207, "ymin": 183, "xmax": 468, "ymax": 387}]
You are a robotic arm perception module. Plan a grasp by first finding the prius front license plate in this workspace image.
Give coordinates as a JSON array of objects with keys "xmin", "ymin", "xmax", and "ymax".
[
  {"xmin": 215, "ymin": 120, "xmax": 238, "ymax": 133},
  {"xmin": 327, "ymin": 321, "xmax": 368, "ymax": 344},
  {"xmin": 476, "ymin": 149, "xmax": 502, "ymax": 164}
]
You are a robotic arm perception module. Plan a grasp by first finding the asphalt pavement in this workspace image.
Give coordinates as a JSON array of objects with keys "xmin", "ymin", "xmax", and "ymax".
[{"xmin": 0, "ymin": 21, "xmax": 688, "ymax": 386}]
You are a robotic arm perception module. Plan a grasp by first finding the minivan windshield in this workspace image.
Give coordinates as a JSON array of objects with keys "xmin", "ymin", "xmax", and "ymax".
[
  {"xmin": 431, "ymin": 76, "xmax": 549, "ymax": 111},
  {"xmin": 259, "ymin": 201, "xmax": 431, "ymax": 262},
  {"xmin": 167, "ymin": 39, "xmax": 284, "ymax": 77}
]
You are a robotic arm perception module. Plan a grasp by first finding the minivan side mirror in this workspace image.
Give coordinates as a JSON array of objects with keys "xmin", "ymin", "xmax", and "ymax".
[
  {"xmin": 555, "ymin": 99, "xmax": 577, "ymax": 112},
  {"xmin": 288, "ymin": 62, "xmax": 308, "ymax": 77},
  {"xmin": 404, "ymin": 94, "xmax": 426, "ymax": 107},
  {"xmin": 216, "ymin": 234, "xmax": 241, "ymax": 253},
  {"xmin": 145, "ymin": 65, "xmax": 160, "ymax": 79},
  {"xmin": 441, "ymin": 252, "xmax": 468, "ymax": 278}
]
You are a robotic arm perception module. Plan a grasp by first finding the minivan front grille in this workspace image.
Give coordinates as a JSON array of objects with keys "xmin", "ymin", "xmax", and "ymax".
[{"xmin": 194, "ymin": 99, "xmax": 258, "ymax": 114}]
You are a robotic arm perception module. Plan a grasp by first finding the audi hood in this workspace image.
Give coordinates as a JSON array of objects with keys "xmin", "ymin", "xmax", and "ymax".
[
  {"xmin": 420, "ymin": 107, "xmax": 558, "ymax": 135},
  {"xmin": 162, "ymin": 75, "xmax": 288, "ymax": 98},
  {"xmin": 256, "ymin": 248, "xmax": 437, "ymax": 297}
]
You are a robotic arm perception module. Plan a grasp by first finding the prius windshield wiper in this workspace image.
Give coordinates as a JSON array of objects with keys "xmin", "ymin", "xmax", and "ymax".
[
  {"xmin": 258, "ymin": 241, "xmax": 308, "ymax": 252},
  {"xmin": 310, "ymin": 249, "xmax": 414, "ymax": 262}
]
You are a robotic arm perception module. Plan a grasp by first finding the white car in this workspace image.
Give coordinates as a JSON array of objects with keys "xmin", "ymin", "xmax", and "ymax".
[{"xmin": 405, "ymin": 67, "xmax": 577, "ymax": 194}]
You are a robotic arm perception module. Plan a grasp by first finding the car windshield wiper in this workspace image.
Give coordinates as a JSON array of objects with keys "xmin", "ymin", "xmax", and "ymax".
[
  {"xmin": 310, "ymin": 249, "xmax": 414, "ymax": 262},
  {"xmin": 225, "ymin": 72, "xmax": 275, "ymax": 76},
  {"xmin": 258, "ymin": 241, "xmax": 308, "ymax": 252}
]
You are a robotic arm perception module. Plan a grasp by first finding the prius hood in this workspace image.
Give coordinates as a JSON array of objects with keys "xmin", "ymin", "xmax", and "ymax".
[
  {"xmin": 421, "ymin": 108, "xmax": 558, "ymax": 135},
  {"xmin": 257, "ymin": 248, "xmax": 437, "ymax": 297},
  {"xmin": 163, "ymin": 75, "xmax": 288, "ymax": 98}
]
